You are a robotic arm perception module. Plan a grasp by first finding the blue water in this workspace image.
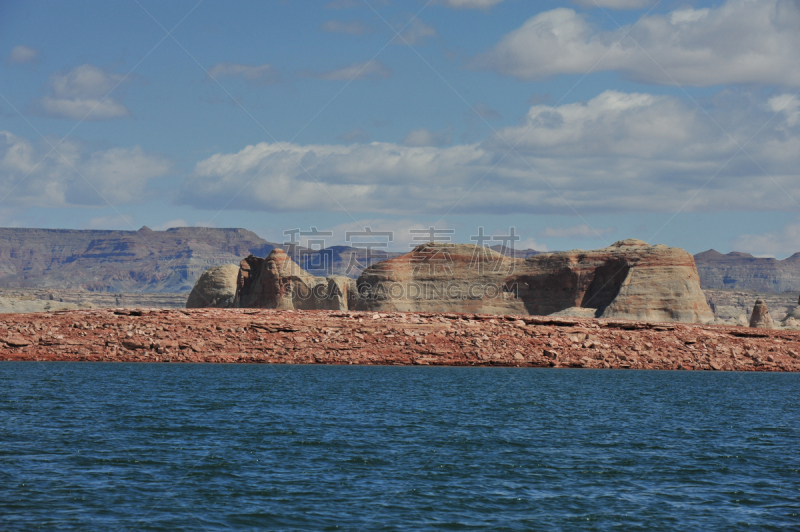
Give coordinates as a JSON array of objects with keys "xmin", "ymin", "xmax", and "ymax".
[{"xmin": 1, "ymin": 363, "xmax": 799, "ymax": 531}]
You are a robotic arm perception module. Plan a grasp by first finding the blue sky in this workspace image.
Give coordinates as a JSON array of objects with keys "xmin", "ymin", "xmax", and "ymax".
[{"xmin": 1, "ymin": 0, "xmax": 800, "ymax": 256}]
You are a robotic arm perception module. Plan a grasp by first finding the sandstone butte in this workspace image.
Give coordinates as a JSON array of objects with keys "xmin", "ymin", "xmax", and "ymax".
[
  {"xmin": 1, "ymin": 308, "xmax": 798, "ymax": 372},
  {"xmin": 217, "ymin": 239, "xmax": 714, "ymax": 325}
]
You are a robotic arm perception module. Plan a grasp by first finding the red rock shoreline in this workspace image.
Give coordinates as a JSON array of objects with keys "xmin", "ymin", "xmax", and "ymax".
[{"xmin": 1, "ymin": 308, "xmax": 799, "ymax": 371}]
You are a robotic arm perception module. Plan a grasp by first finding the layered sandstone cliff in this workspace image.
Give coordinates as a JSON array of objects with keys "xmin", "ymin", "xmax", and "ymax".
[
  {"xmin": 694, "ymin": 250, "xmax": 800, "ymax": 292},
  {"xmin": 216, "ymin": 239, "xmax": 713, "ymax": 324},
  {"xmin": 233, "ymin": 249, "xmax": 356, "ymax": 311},
  {"xmin": 185, "ymin": 264, "xmax": 240, "ymax": 309}
]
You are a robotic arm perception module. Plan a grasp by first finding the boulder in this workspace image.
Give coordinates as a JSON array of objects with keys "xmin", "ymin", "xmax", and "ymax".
[
  {"xmin": 749, "ymin": 299, "xmax": 774, "ymax": 329},
  {"xmin": 186, "ymin": 264, "xmax": 240, "ymax": 308}
]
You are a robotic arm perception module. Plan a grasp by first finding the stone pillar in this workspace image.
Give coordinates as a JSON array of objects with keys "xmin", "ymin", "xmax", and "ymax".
[{"xmin": 749, "ymin": 299, "xmax": 774, "ymax": 329}]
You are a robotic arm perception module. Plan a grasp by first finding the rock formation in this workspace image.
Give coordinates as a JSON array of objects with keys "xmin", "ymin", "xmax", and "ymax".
[
  {"xmin": 511, "ymin": 239, "xmax": 713, "ymax": 323},
  {"xmin": 353, "ymin": 239, "xmax": 712, "ymax": 323},
  {"xmin": 749, "ymin": 299, "xmax": 774, "ymax": 329},
  {"xmin": 694, "ymin": 249, "xmax": 800, "ymax": 292},
  {"xmin": 354, "ymin": 243, "xmax": 525, "ymax": 315},
  {"xmin": 221, "ymin": 239, "xmax": 713, "ymax": 324},
  {"xmin": 781, "ymin": 295, "xmax": 800, "ymax": 328},
  {"xmin": 233, "ymin": 249, "xmax": 355, "ymax": 311},
  {"xmin": 185, "ymin": 264, "xmax": 240, "ymax": 309}
]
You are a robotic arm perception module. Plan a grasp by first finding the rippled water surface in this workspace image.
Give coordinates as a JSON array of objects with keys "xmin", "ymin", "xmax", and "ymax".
[{"xmin": 1, "ymin": 363, "xmax": 799, "ymax": 531}]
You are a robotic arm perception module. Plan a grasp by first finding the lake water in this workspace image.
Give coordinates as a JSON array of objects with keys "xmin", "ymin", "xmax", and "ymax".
[{"xmin": 1, "ymin": 362, "xmax": 799, "ymax": 531}]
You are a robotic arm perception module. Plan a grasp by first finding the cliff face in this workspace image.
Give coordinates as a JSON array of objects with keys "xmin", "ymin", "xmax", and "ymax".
[
  {"xmin": 354, "ymin": 244, "xmax": 525, "ymax": 314},
  {"xmin": 225, "ymin": 239, "xmax": 713, "ymax": 324},
  {"xmin": 0, "ymin": 227, "xmax": 275, "ymax": 293},
  {"xmin": 511, "ymin": 240, "xmax": 713, "ymax": 323},
  {"xmin": 234, "ymin": 249, "xmax": 355, "ymax": 311},
  {"xmin": 694, "ymin": 250, "xmax": 800, "ymax": 292}
]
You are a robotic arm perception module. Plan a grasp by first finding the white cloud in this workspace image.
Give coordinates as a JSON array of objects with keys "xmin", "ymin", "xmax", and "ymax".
[
  {"xmin": 320, "ymin": 20, "xmax": 371, "ymax": 35},
  {"xmin": 769, "ymin": 94, "xmax": 800, "ymax": 127},
  {"xmin": 436, "ymin": 0, "xmax": 505, "ymax": 8},
  {"xmin": 475, "ymin": 0, "xmax": 800, "ymax": 86},
  {"xmin": 733, "ymin": 219, "xmax": 800, "ymax": 258},
  {"xmin": 0, "ymin": 131, "xmax": 170, "ymax": 207},
  {"xmin": 403, "ymin": 127, "xmax": 452, "ymax": 147},
  {"xmin": 7, "ymin": 45, "xmax": 39, "ymax": 64},
  {"xmin": 572, "ymin": 0, "xmax": 653, "ymax": 8},
  {"xmin": 314, "ymin": 60, "xmax": 392, "ymax": 81},
  {"xmin": 538, "ymin": 224, "xmax": 615, "ymax": 238},
  {"xmin": 178, "ymin": 90, "xmax": 800, "ymax": 216},
  {"xmin": 207, "ymin": 63, "xmax": 279, "ymax": 84},
  {"xmin": 36, "ymin": 64, "xmax": 130, "ymax": 120},
  {"xmin": 395, "ymin": 18, "xmax": 437, "ymax": 45}
]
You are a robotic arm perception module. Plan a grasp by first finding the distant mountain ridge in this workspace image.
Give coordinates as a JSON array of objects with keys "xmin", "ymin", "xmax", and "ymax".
[
  {"xmin": 0, "ymin": 227, "xmax": 276, "ymax": 293},
  {"xmin": 694, "ymin": 249, "xmax": 800, "ymax": 292}
]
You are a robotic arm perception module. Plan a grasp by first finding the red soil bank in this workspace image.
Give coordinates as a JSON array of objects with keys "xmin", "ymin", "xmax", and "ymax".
[{"xmin": 1, "ymin": 308, "xmax": 799, "ymax": 371}]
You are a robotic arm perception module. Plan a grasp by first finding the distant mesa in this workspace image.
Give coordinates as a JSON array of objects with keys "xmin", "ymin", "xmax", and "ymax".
[
  {"xmin": 0, "ymin": 227, "xmax": 276, "ymax": 293},
  {"xmin": 695, "ymin": 249, "xmax": 800, "ymax": 292},
  {"xmin": 193, "ymin": 239, "xmax": 714, "ymax": 324}
]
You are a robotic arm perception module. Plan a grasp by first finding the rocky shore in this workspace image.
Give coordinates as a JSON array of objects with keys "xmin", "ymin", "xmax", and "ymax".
[{"xmin": 1, "ymin": 308, "xmax": 798, "ymax": 371}]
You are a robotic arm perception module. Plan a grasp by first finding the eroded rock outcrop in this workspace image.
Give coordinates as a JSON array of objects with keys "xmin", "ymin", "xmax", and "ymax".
[
  {"xmin": 232, "ymin": 249, "xmax": 354, "ymax": 311},
  {"xmin": 355, "ymin": 239, "xmax": 713, "ymax": 323},
  {"xmin": 749, "ymin": 299, "xmax": 774, "ymax": 329},
  {"xmin": 354, "ymin": 244, "xmax": 525, "ymax": 314},
  {"xmin": 186, "ymin": 264, "xmax": 240, "ymax": 309},
  {"xmin": 216, "ymin": 239, "xmax": 714, "ymax": 324}
]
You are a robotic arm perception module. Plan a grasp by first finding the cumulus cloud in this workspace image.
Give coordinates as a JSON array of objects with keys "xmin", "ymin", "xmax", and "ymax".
[
  {"xmin": 475, "ymin": 0, "xmax": 800, "ymax": 86},
  {"xmin": 7, "ymin": 45, "xmax": 39, "ymax": 64},
  {"xmin": 403, "ymin": 127, "xmax": 452, "ymax": 147},
  {"xmin": 178, "ymin": 90, "xmax": 800, "ymax": 216},
  {"xmin": 572, "ymin": 0, "xmax": 653, "ymax": 8},
  {"xmin": 313, "ymin": 60, "xmax": 392, "ymax": 81},
  {"xmin": 320, "ymin": 19, "xmax": 371, "ymax": 35},
  {"xmin": 436, "ymin": 0, "xmax": 505, "ymax": 8},
  {"xmin": 0, "ymin": 131, "xmax": 170, "ymax": 207},
  {"xmin": 207, "ymin": 62, "xmax": 279, "ymax": 84},
  {"xmin": 538, "ymin": 224, "xmax": 615, "ymax": 239},
  {"xmin": 36, "ymin": 64, "xmax": 129, "ymax": 120}
]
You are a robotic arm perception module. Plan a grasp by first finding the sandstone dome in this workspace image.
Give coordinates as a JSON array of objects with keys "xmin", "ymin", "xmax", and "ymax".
[{"xmin": 186, "ymin": 263, "xmax": 240, "ymax": 309}]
